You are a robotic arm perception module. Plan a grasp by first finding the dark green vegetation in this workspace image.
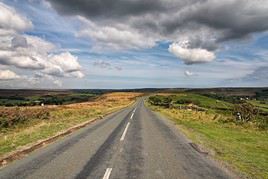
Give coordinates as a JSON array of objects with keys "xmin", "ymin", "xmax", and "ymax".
[
  {"xmin": 0, "ymin": 89, "xmax": 102, "ymax": 106},
  {"xmin": 148, "ymin": 88, "xmax": 268, "ymax": 178}
]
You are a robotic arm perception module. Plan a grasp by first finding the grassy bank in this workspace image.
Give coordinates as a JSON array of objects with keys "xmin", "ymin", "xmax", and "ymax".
[
  {"xmin": 147, "ymin": 94, "xmax": 268, "ymax": 179},
  {"xmin": 0, "ymin": 92, "xmax": 142, "ymax": 158}
]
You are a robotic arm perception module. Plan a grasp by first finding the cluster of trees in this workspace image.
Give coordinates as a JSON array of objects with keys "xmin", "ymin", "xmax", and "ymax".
[
  {"xmin": 148, "ymin": 96, "xmax": 172, "ymax": 108},
  {"xmin": 149, "ymin": 95, "xmax": 203, "ymax": 108},
  {"xmin": 175, "ymin": 98, "xmax": 200, "ymax": 106}
]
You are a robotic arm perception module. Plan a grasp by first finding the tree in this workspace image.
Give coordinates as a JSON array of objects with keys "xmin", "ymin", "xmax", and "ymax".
[{"xmin": 233, "ymin": 103, "xmax": 259, "ymax": 123}]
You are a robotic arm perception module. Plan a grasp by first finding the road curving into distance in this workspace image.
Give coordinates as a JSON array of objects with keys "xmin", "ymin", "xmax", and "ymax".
[{"xmin": 0, "ymin": 98, "xmax": 232, "ymax": 179}]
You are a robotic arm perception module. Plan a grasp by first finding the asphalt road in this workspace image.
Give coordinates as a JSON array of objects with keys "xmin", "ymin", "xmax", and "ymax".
[{"xmin": 0, "ymin": 98, "xmax": 232, "ymax": 179}]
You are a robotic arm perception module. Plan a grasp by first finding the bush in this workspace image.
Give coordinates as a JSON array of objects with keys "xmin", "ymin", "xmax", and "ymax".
[
  {"xmin": 148, "ymin": 95, "xmax": 172, "ymax": 108},
  {"xmin": 176, "ymin": 98, "xmax": 200, "ymax": 106},
  {"xmin": 233, "ymin": 103, "xmax": 259, "ymax": 123},
  {"xmin": 148, "ymin": 96, "xmax": 162, "ymax": 105},
  {"xmin": 0, "ymin": 107, "xmax": 50, "ymax": 129}
]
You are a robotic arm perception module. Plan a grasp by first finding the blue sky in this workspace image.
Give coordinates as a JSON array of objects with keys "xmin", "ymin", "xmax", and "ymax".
[{"xmin": 0, "ymin": 0, "xmax": 267, "ymax": 89}]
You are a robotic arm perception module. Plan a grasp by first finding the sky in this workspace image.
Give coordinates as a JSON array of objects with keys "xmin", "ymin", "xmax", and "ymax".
[{"xmin": 0, "ymin": 0, "xmax": 268, "ymax": 89}]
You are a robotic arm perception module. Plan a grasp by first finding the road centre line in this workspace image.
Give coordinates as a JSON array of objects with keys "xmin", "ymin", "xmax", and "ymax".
[
  {"xmin": 120, "ymin": 122, "xmax": 130, "ymax": 141},
  {"xmin": 130, "ymin": 113, "xmax": 134, "ymax": 119},
  {"xmin": 103, "ymin": 168, "xmax": 112, "ymax": 179}
]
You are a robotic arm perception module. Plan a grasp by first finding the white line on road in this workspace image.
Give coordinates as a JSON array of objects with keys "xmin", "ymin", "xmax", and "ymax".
[
  {"xmin": 130, "ymin": 113, "xmax": 134, "ymax": 119},
  {"xmin": 120, "ymin": 122, "xmax": 130, "ymax": 141},
  {"xmin": 103, "ymin": 168, "xmax": 112, "ymax": 179}
]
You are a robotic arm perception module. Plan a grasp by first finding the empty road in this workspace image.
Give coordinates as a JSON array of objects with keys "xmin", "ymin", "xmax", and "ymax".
[{"xmin": 0, "ymin": 98, "xmax": 232, "ymax": 179}]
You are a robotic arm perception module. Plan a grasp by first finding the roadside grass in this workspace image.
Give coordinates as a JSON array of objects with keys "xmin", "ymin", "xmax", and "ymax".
[
  {"xmin": 0, "ymin": 92, "xmax": 142, "ymax": 158},
  {"xmin": 148, "ymin": 104, "xmax": 268, "ymax": 179}
]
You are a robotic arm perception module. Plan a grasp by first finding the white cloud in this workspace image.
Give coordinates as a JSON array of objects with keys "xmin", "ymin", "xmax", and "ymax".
[
  {"xmin": 0, "ymin": 2, "xmax": 32, "ymax": 33},
  {"xmin": 184, "ymin": 70, "xmax": 194, "ymax": 77},
  {"xmin": 43, "ymin": 52, "xmax": 84, "ymax": 78},
  {"xmin": 0, "ymin": 70, "xmax": 20, "ymax": 80},
  {"xmin": 0, "ymin": 2, "xmax": 84, "ymax": 85},
  {"xmin": 169, "ymin": 43, "xmax": 216, "ymax": 65},
  {"xmin": 48, "ymin": 52, "xmax": 81, "ymax": 73},
  {"xmin": 24, "ymin": 35, "xmax": 55, "ymax": 55}
]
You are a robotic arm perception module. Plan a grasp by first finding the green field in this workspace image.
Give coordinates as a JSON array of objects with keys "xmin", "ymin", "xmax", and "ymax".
[{"xmin": 147, "ymin": 92, "xmax": 268, "ymax": 178}]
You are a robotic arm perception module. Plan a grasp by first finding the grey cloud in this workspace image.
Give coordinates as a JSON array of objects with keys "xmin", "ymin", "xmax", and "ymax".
[
  {"xmin": 0, "ymin": 55, "xmax": 45, "ymax": 70},
  {"xmin": 47, "ymin": 0, "xmax": 268, "ymax": 64},
  {"xmin": 93, "ymin": 61, "xmax": 111, "ymax": 68},
  {"xmin": 183, "ymin": 1, "xmax": 268, "ymax": 41},
  {"xmin": 115, "ymin": 66, "xmax": 122, "ymax": 71},
  {"xmin": 11, "ymin": 35, "xmax": 28, "ymax": 48},
  {"xmin": 48, "ymin": 0, "xmax": 167, "ymax": 20},
  {"xmin": 47, "ymin": 0, "xmax": 268, "ymax": 44},
  {"xmin": 93, "ymin": 60, "xmax": 122, "ymax": 71}
]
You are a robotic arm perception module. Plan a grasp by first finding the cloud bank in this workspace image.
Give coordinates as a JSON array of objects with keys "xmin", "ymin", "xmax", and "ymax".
[{"xmin": 47, "ymin": 0, "xmax": 268, "ymax": 64}]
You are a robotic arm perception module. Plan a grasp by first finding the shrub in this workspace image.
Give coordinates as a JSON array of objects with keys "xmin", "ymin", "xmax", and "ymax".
[
  {"xmin": 162, "ymin": 97, "xmax": 172, "ymax": 108},
  {"xmin": 148, "ymin": 96, "xmax": 162, "ymax": 105},
  {"xmin": 176, "ymin": 98, "xmax": 200, "ymax": 106},
  {"xmin": 148, "ymin": 96, "xmax": 172, "ymax": 108},
  {"xmin": 233, "ymin": 103, "xmax": 259, "ymax": 123},
  {"xmin": 256, "ymin": 116, "xmax": 268, "ymax": 130},
  {"xmin": 0, "ymin": 107, "xmax": 50, "ymax": 129}
]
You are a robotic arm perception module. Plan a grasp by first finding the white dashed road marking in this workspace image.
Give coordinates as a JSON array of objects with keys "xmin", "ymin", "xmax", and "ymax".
[
  {"xmin": 130, "ymin": 113, "xmax": 134, "ymax": 119},
  {"xmin": 120, "ymin": 122, "xmax": 130, "ymax": 141},
  {"xmin": 103, "ymin": 168, "xmax": 112, "ymax": 179}
]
